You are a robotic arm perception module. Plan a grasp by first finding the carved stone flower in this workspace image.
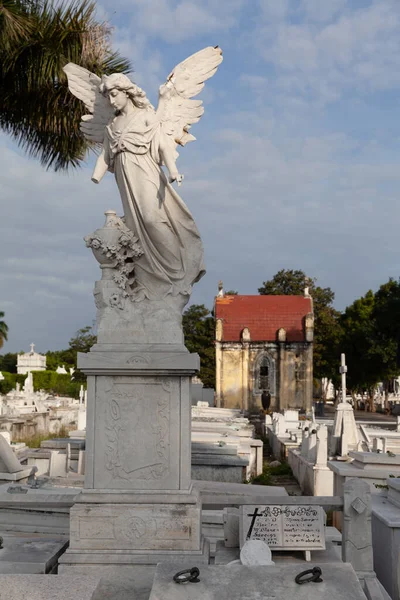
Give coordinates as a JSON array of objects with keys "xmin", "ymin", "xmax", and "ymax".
[
  {"xmin": 90, "ymin": 237, "xmax": 102, "ymax": 250},
  {"xmin": 118, "ymin": 233, "xmax": 131, "ymax": 247},
  {"xmin": 113, "ymin": 272, "xmax": 128, "ymax": 289},
  {"xmin": 105, "ymin": 244, "xmax": 118, "ymax": 258}
]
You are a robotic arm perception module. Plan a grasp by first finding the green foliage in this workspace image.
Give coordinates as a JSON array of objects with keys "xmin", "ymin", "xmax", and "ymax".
[
  {"xmin": 31, "ymin": 370, "xmax": 81, "ymax": 398},
  {"xmin": 340, "ymin": 291, "xmax": 380, "ymax": 396},
  {"xmin": 258, "ymin": 269, "xmax": 342, "ymax": 383},
  {"xmin": 182, "ymin": 304, "xmax": 215, "ymax": 389},
  {"xmin": 0, "ymin": 352, "xmax": 17, "ymax": 373},
  {"xmin": 340, "ymin": 280, "xmax": 400, "ymax": 406},
  {"xmin": 251, "ymin": 461, "xmax": 293, "ymax": 486},
  {"xmin": 14, "ymin": 425, "xmax": 72, "ymax": 447},
  {"xmin": 68, "ymin": 325, "xmax": 97, "ymax": 353},
  {"xmin": 45, "ymin": 350, "xmax": 75, "ymax": 372},
  {"xmin": 0, "ymin": 369, "xmax": 83, "ymax": 397},
  {"xmin": 0, "ymin": 0, "xmax": 131, "ymax": 170},
  {"xmin": 0, "ymin": 372, "xmax": 25, "ymax": 394},
  {"xmin": 44, "ymin": 324, "xmax": 97, "ymax": 383}
]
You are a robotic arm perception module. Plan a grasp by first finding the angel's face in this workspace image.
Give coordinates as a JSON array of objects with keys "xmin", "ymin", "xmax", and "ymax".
[{"xmin": 107, "ymin": 88, "xmax": 129, "ymax": 113}]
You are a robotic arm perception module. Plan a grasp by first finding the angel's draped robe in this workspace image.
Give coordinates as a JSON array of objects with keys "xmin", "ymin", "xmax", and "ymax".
[{"xmin": 104, "ymin": 110, "xmax": 205, "ymax": 302}]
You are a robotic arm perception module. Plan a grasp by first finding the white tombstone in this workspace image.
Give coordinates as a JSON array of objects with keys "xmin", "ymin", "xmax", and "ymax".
[
  {"xmin": 372, "ymin": 437, "xmax": 384, "ymax": 454},
  {"xmin": 307, "ymin": 428, "xmax": 317, "ymax": 463},
  {"xmin": 78, "ymin": 408, "xmax": 87, "ymax": 431},
  {"xmin": 56, "ymin": 365, "xmax": 68, "ymax": 375},
  {"xmin": 301, "ymin": 427, "xmax": 310, "ymax": 458},
  {"xmin": 0, "ymin": 372, "xmax": 4, "ymax": 381},
  {"xmin": 23, "ymin": 371, "xmax": 34, "ymax": 395},
  {"xmin": 275, "ymin": 414, "xmax": 286, "ymax": 437},
  {"xmin": 79, "ymin": 385, "xmax": 85, "ymax": 406},
  {"xmin": 0, "ymin": 431, "xmax": 11, "ymax": 445},
  {"xmin": 0, "ymin": 435, "xmax": 25, "ymax": 473},
  {"xmin": 78, "ymin": 450, "xmax": 85, "ymax": 475},
  {"xmin": 240, "ymin": 540, "xmax": 275, "ymax": 566},
  {"xmin": 316, "ymin": 424, "xmax": 328, "ymax": 466},
  {"xmin": 283, "ymin": 409, "xmax": 299, "ymax": 424},
  {"xmin": 49, "ymin": 450, "xmax": 68, "ymax": 477}
]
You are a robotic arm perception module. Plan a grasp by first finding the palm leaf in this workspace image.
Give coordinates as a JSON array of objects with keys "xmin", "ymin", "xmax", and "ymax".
[
  {"xmin": 0, "ymin": 311, "xmax": 9, "ymax": 349},
  {"xmin": 0, "ymin": 0, "xmax": 131, "ymax": 170}
]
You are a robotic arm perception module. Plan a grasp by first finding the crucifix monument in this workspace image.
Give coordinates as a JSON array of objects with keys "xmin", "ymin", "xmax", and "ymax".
[
  {"xmin": 59, "ymin": 46, "xmax": 223, "ymax": 572},
  {"xmin": 330, "ymin": 353, "xmax": 359, "ymax": 456},
  {"xmin": 339, "ymin": 353, "xmax": 348, "ymax": 403}
]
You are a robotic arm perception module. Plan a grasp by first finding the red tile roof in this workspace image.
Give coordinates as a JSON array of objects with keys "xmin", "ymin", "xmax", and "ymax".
[{"xmin": 215, "ymin": 295, "xmax": 312, "ymax": 342}]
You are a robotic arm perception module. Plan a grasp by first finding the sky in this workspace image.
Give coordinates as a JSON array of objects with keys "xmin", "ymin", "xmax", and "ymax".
[{"xmin": 2, "ymin": 0, "xmax": 400, "ymax": 353}]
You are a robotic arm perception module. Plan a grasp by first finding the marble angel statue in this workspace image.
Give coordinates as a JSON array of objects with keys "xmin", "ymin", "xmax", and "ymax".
[{"xmin": 63, "ymin": 47, "xmax": 223, "ymax": 306}]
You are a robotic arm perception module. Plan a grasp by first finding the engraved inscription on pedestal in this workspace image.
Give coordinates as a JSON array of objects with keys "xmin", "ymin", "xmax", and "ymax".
[
  {"xmin": 70, "ymin": 503, "xmax": 201, "ymax": 551},
  {"xmin": 240, "ymin": 505, "xmax": 325, "ymax": 550},
  {"xmin": 94, "ymin": 376, "xmax": 180, "ymax": 490}
]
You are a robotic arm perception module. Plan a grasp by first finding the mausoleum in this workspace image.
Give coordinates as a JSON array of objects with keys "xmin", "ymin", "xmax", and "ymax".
[
  {"xmin": 215, "ymin": 292, "xmax": 313, "ymax": 411},
  {"xmin": 17, "ymin": 343, "xmax": 46, "ymax": 375}
]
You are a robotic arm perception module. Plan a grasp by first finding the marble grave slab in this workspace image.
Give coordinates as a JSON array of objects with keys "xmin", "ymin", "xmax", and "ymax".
[
  {"xmin": 149, "ymin": 563, "xmax": 367, "ymax": 600},
  {"xmin": 239, "ymin": 505, "xmax": 325, "ymax": 551}
]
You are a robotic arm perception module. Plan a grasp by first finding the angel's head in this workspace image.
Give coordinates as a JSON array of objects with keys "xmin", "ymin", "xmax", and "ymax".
[{"xmin": 100, "ymin": 73, "xmax": 153, "ymax": 112}]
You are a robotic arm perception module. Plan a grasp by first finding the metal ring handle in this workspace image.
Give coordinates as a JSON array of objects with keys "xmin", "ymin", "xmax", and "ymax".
[
  {"xmin": 295, "ymin": 566, "xmax": 323, "ymax": 584},
  {"xmin": 173, "ymin": 567, "xmax": 200, "ymax": 584}
]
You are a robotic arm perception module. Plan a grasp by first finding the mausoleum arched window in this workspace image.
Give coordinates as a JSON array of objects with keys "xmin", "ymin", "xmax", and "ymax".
[
  {"xmin": 259, "ymin": 356, "xmax": 269, "ymax": 389},
  {"xmin": 254, "ymin": 352, "xmax": 276, "ymax": 396}
]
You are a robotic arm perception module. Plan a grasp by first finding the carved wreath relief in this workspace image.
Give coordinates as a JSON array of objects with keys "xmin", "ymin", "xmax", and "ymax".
[{"xmin": 104, "ymin": 381, "xmax": 170, "ymax": 483}]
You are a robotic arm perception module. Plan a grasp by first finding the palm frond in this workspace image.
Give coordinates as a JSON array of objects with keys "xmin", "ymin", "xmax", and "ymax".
[{"xmin": 0, "ymin": 0, "xmax": 131, "ymax": 170}]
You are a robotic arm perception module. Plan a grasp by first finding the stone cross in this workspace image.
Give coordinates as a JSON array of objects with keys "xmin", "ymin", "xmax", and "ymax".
[
  {"xmin": 30, "ymin": 343, "xmax": 35, "ymax": 354},
  {"xmin": 339, "ymin": 353, "xmax": 348, "ymax": 403}
]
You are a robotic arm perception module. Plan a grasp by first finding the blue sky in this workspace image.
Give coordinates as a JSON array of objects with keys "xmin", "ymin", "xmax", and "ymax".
[{"xmin": 2, "ymin": 0, "xmax": 400, "ymax": 353}]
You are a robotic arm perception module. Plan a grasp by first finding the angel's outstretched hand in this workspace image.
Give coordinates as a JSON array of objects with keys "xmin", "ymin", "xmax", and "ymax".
[{"xmin": 169, "ymin": 173, "xmax": 184, "ymax": 186}]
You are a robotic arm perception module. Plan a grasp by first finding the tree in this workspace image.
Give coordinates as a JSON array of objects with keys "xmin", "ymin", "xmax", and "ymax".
[
  {"xmin": 340, "ymin": 291, "xmax": 380, "ymax": 410},
  {"xmin": 371, "ymin": 278, "xmax": 400, "ymax": 404},
  {"xmin": 44, "ymin": 324, "xmax": 96, "ymax": 381},
  {"xmin": 258, "ymin": 269, "xmax": 342, "ymax": 387},
  {"xmin": 182, "ymin": 304, "xmax": 215, "ymax": 388},
  {"xmin": 0, "ymin": 352, "xmax": 17, "ymax": 372},
  {"xmin": 340, "ymin": 282, "xmax": 400, "ymax": 411},
  {"xmin": 0, "ymin": 311, "xmax": 8, "ymax": 349},
  {"xmin": 0, "ymin": 0, "xmax": 130, "ymax": 170},
  {"xmin": 68, "ymin": 324, "xmax": 97, "ymax": 354}
]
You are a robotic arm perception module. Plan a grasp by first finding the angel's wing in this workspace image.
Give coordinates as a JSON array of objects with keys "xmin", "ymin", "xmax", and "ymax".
[
  {"xmin": 156, "ymin": 46, "xmax": 223, "ymax": 150},
  {"xmin": 63, "ymin": 63, "xmax": 114, "ymax": 143}
]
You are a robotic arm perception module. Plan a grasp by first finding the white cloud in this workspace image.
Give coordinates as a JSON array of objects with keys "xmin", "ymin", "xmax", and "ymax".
[
  {"xmin": 300, "ymin": 0, "xmax": 348, "ymax": 23},
  {"xmin": 259, "ymin": 0, "xmax": 289, "ymax": 21},
  {"xmin": 252, "ymin": 0, "xmax": 400, "ymax": 104},
  {"xmin": 100, "ymin": 0, "xmax": 244, "ymax": 45}
]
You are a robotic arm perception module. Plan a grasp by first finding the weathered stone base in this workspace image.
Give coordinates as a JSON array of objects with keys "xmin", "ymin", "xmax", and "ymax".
[
  {"xmin": 59, "ymin": 537, "xmax": 210, "ymax": 571},
  {"xmin": 94, "ymin": 279, "xmax": 188, "ymax": 345},
  {"xmin": 66, "ymin": 493, "xmax": 202, "ymax": 553}
]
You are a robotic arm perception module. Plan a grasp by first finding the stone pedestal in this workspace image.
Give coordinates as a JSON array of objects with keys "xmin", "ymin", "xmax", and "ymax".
[{"xmin": 59, "ymin": 345, "xmax": 208, "ymax": 571}]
